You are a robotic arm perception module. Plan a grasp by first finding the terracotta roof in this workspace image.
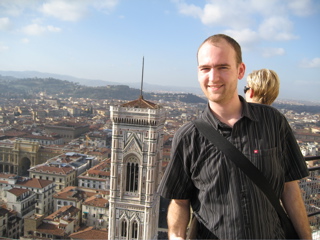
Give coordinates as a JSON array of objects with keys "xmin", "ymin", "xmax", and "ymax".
[
  {"xmin": 4, "ymin": 131, "xmax": 27, "ymax": 137},
  {"xmin": 16, "ymin": 178, "xmax": 53, "ymax": 189},
  {"xmin": 46, "ymin": 121, "xmax": 89, "ymax": 128},
  {"xmin": 48, "ymin": 152, "xmax": 87, "ymax": 163},
  {"xmin": 82, "ymin": 195, "xmax": 108, "ymax": 208},
  {"xmin": 36, "ymin": 222, "xmax": 65, "ymax": 237},
  {"xmin": 121, "ymin": 96, "xmax": 159, "ymax": 109},
  {"xmin": 78, "ymin": 176, "xmax": 108, "ymax": 182},
  {"xmin": 29, "ymin": 164, "xmax": 75, "ymax": 175},
  {"xmin": 24, "ymin": 134, "xmax": 60, "ymax": 140},
  {"xmin": 53, "ymin": 186, "xmax": 93, "ymax": 200},
  {"xmin": 69, "ymin": 227, "xmax": 108, "ymax": 239},
  {"xmin": 77, "ymin": 188, "xmax": 109, "ymax": 196},
  {"xmin": 91, "ymin": 160, "xmax": 109, "ymax": 170},
  {"xmin": 45, "ymin": 205, "xmax": 80, "ymax": 221},
  {"xmin": 8, "ymin": 188, "xmax": 31, "ymax": 197},
  {"xmin": 86, "ymin": 169, "xmax": 110, "ymax": 177},
  {"xmin": 0, "ymin": 173, "xmax": 17, "ymax": 179}
]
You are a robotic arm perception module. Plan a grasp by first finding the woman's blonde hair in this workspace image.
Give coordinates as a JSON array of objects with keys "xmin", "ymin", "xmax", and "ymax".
[{"xmin": 247, "ymin": 69, "xmax": 280, "ymax": 105}]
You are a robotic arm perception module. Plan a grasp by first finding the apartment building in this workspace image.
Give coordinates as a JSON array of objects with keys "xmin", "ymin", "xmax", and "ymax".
[
  {"xmin": 15, "ymin": 178, "xmax": 55, "ymax": 216},
  {"xmin": 53, "ymin": 186, "xmax": 96, "ymax": 212},
  {"xmin": 29, "ymin": 152, "xmax": 97, "ymax": 192},
  {"xmin": 23, "ymin": 205, "xmax": 81, "ymax": 239},
  {"xmin": 82, "ymin": 194, "xmax": 109, "ymax": 229},
  {"xmin": 77, "ymin": 159, "xmax": 110, "ymax": 191},
  {"xmin": 0, "ymin": 174, "xmax": 55, "ymax": 216},
  {"xmin": 44, "ymin": 121, "xmax": 89, "ymax": 143},
  {"xmin": 29, "ymin": 162, "xmax": 76, "ymax": 192},
  {"xmin": 5, "ymin": 188, "xmax": 36, "ymax": 218},
  {"xmin": 23, "ymin": 134, "xmax": 64, "ymax": 146},
  {"xmin": 0, "ymin": 207, "xmax": 21, "ymax": 239},
  {"xmin": 4, "ymin": 187, "xmax": 36, "ymax": 237}
]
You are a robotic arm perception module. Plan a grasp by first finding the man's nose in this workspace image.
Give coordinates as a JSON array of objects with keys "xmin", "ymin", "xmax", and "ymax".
[{"xmin": 208, "ymin": 68, "xmax": 218, "ymax": 81}]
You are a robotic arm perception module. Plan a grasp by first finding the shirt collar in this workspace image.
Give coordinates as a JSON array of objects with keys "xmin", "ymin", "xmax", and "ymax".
[
  {"xmin": 239, "ymin": 95, "xmax": 259, "ymax": 122},
  {"xmin": 201, "ymin": 95, "xmax": 259, "ymax": 129}
]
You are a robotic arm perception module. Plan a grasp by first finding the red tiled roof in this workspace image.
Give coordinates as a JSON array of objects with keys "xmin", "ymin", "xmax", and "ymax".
[
  {"xmin": 82, "ymin": 195, "xmax": 108, "ymax": 208},
  {"xmin": 87, "ymin": 169, "xmax": 110, "ymax": 176},
  {"xmin": 16, "ymin": 178, "xmax": 53, "ymax": 189},
  {"xmin": 45, "ymin": 205, "xmax": 80, "ymax": 221},
  {"xmin": 36, "ymin": 222, "xmax": 65, "ymax": 237},
  {"xmin": 91, "ymin": 160, "xmax": 109, "ymax": 170},
  {"xmin": 4, "ymin": 131, "xmax": 28, "ymax": 137},
  {"xmin": 29, "ymin": 164, "xmax": 75, "ymax": 175},
  {"xmin": 8, "ymin": 188, "xmax": 31, "ymax": 197},
  {"xmin": 121, "ymin": 96, "xmax": 159, "ymax": 109},
  {"xmin": 69, "ymin": 227, "xmax": 108, "ymax": 239},
  {"xmin": 0, "ymin": 173, "xmax": 16, "ymax": 178},
  {"xmin": 24, "ymin": 134, "xmax": 60, "ymax": 140},
  {"xmin": 53, "ymin": 186, "xmax": 91, "ymax": 200}
]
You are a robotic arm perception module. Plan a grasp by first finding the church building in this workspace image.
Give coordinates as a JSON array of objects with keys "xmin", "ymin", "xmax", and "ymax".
[{"xmin": 108, "ymin": 95, "xmax": 166, "ymax": 240}]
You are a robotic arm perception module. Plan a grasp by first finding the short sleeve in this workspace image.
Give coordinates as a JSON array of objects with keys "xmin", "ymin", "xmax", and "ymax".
[
  {"xmin": 158, "ymin": 125, "xmax": 195, "ymax": 199},
  {"xmin": 281, "ymin": 115, "xmax": 309, "ymax": 181}
]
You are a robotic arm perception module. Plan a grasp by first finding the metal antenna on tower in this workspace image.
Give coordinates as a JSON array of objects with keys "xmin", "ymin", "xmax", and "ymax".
[{"xmin": 140, "ymin": 56, "xmax": 144, "ymax": 99}]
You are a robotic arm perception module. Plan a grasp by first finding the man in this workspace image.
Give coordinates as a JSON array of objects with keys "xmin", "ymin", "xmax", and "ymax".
[
  {"xmin": 158, "ymin": 34, "xmax": 311, "ymax": 239},
  {"xmin": 244, "ymin": 68, "xmax": 280, "ymax": 105}
]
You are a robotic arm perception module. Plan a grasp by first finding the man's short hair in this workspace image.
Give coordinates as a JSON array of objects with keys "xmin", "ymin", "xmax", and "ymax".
[
  {"xmin": 197, "ymin": 34, "xmax": 242, "ymax": 65},
  {"xmin": 247, "ymin": 69, "xmax": 280, "ymax": 105}
]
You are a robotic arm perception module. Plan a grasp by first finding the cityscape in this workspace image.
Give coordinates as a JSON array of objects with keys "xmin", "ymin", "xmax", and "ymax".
[
  {"xmin": 0, "ymin": 76, "xmax": 319, "ymax": 240},
  {"xmin": 1, "ymin": 0, "xmax": 319, "ymax": 239}
]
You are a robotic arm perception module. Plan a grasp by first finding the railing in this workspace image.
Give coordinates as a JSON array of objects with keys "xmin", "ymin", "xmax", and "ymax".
[{"xmin": 299, "ymin": 156, "xmax": 320, "ymax": 239}]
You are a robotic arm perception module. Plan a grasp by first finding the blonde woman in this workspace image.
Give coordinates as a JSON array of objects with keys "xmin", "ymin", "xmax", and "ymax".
[{"xmin": 244, "ymin": 68, "xmax": 280, "ymax": 105}]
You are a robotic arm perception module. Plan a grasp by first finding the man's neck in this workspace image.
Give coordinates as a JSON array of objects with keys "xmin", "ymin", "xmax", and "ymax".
[{"xmin": 208, "ymin": 96, "xmax": 242, "ymax": 127}]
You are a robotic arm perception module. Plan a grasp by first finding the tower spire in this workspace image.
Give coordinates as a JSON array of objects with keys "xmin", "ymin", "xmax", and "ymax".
[{"xmin": 140, "ymin": 56, "xmax": 144, "ymax": 99}]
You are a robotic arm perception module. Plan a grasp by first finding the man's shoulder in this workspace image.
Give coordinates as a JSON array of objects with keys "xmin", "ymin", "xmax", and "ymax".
[
  {"xmin": 247, "ymin": 103, "xmax": 288, "ymax": 125},
  {"xmin": 248, "ymin": 102, "xmax": 282, "ymax": 115},
  {"xmin": 174, "ymin": 121, "xmax": 197, "ymax": 139}
]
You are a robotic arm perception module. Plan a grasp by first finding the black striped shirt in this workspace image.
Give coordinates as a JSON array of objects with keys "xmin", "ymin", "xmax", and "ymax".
[{"xmin": 159, "ymin": 96, "xmax": 309, "ymax": 239}]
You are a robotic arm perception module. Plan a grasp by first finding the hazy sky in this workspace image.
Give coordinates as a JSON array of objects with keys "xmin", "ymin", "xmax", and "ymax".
[{"xmin": 0, "ymin": 0, "xmax": 320, "ymax": 101}]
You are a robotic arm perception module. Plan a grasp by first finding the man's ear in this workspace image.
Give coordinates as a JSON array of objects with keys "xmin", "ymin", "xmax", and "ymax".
[{"xmin": 238, "ymin": 62, "xmax": 246, "ymax": 79}]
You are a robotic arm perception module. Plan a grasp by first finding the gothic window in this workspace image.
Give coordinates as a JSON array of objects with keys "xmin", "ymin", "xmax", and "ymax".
[
  {"xmin": 131, "ymin": 220, "xmax": 138, "ymax": 239},
  {"xmin": 121, "ymin": 219, "xmax": 127, "ymax": 237},
  {"xmin": 126, "ymin": 156, "xmax": 139, "ymax": 192}
]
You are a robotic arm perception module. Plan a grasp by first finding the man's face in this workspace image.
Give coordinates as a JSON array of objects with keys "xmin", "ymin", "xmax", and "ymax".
[{"xmin": 197, "ymin": 40, "xmax": 245, "ymax": 105}]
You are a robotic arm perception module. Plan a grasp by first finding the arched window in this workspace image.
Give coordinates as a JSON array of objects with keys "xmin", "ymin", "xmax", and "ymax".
[
  {"xmin": 126, "ymin": 156, "xmax": 139, "ymax": 192},
  {"xmin": 121, "ymin": 219, "xmax": 127, "ymax": 237},
  {"xmin": 131, "ymin": 220, "xmax": 138, "ymax": 239}
]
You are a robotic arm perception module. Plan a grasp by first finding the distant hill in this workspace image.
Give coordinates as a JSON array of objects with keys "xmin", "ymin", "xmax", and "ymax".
[
  {"xmin": 0, "ymin": 70, "xmax": 203, "ymax": 95},
  {"xmin": 1, "ymin": 70, "xmax": 319, "ymax": 107},
  {"xmin": 0, "ymin": 76, "xmax": 206, "ymax": 104},
  {"xmin": 273, "ymin": 102, "xmax": 320, "ymax": 114}
]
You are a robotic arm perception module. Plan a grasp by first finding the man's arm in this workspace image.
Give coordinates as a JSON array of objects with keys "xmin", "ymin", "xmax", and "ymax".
[
  {"xmin": 167, "ymin": 199, "xmax": 190, "ymax": 240},
  {"xmin": 281, "ymin": 180, "xmax": 312, "ymax": 239}
]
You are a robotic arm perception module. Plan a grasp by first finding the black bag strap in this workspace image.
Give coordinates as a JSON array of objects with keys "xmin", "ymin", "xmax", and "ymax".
[{"xmin": 193, "ymin": 118, "xmax": 299, "ymax": 239}]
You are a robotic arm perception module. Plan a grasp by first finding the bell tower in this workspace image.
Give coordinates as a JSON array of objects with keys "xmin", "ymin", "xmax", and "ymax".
[{"xmin": 108, "ymin": 58, "xmax": 166, "ymax": 240}]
